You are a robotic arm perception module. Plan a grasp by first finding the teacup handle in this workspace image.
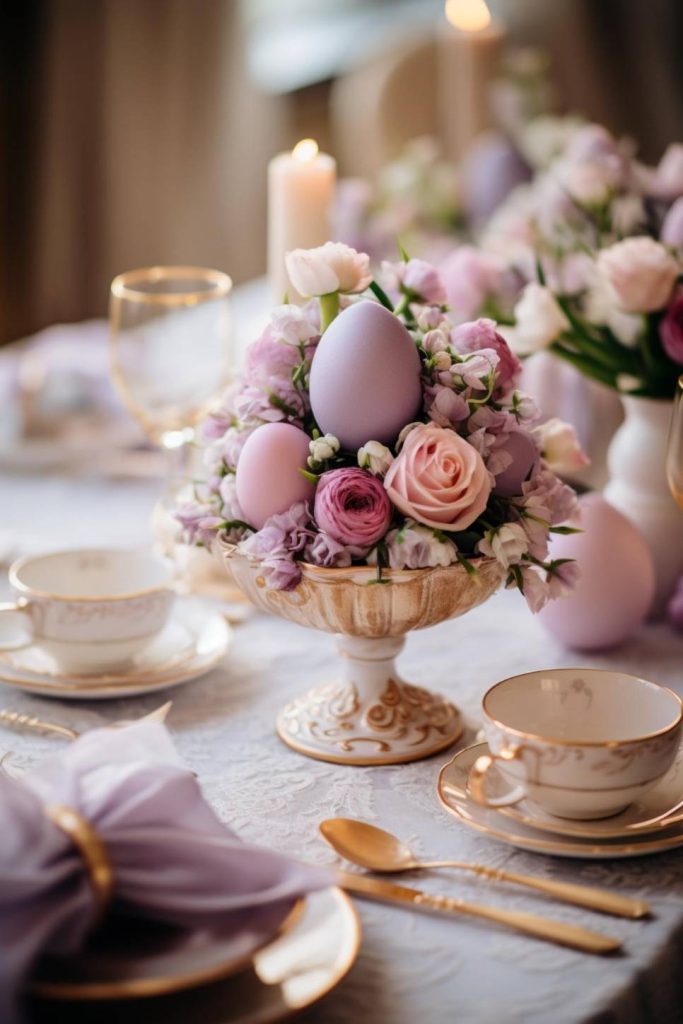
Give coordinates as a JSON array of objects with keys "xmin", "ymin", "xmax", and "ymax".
[
  {"xmin": 468, "ymin": 746, "xmax": 527, "ymax": 808},
  {"xmin": 0, "ymin": 601, "xmax": 34, "ymax": 651}
]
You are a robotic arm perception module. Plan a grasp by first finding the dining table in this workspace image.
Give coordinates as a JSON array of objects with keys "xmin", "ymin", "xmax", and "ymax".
[{"xmin": 2, "ymin": 285, "xmax": 683, "ymax": 1024}]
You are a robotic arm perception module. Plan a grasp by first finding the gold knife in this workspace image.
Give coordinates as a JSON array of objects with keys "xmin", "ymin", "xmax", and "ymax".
[{"xmin": 337, "ymin": 870, "xmax": 621, "ymax": 955}]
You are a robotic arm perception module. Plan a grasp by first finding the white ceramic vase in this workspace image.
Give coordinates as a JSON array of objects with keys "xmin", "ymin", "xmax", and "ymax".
[{"xmin": 604, "ymin": 396, "xmax": 682, "ymax": 617}]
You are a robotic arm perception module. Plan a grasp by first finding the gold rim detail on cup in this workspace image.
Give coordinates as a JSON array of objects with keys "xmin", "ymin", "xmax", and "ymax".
[
  {"xmin": 9, "ymin": 550, "xmax": 174, "ymax": 603},
  {"xmin": 481, "ymin": 668, "xmax": 683, "ymax": 747},
  {"xmin": 110, "ymin": 266, "xmax": 232, "ymax": 306}
]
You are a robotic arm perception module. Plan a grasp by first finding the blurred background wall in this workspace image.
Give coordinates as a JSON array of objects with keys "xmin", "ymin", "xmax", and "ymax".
[{"xmin": 1, "ymin": 0, "xmax": 682, "ymax": 345}]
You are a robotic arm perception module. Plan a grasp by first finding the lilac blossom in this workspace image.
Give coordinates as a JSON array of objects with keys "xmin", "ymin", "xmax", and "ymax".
[
  {"xmin": 375, "ymin": 520, "xmax": 458, "ymax": 569},
  {"xmin": 176, "ymin": 502, "xmax": 224, "ymax": 548},
  {"xmin": 424, "ymin": 385, "xmax": 469, "ymax": 427},
  {"xmin": 269, "ymin": 303, "xmax": 320, "ymax": 346},
  {"xmin": 304, "ymin": 532, "xmax": 369, "ymax": 569},
  {"xmin": 451, "ymin": 319, "xmax": 522, "ymax": 393}
]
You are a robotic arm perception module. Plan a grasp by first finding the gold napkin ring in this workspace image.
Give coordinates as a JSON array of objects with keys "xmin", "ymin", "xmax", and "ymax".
[{"xmin": 45, "ymin": 804, "xmax": 115, "ymax": 916}]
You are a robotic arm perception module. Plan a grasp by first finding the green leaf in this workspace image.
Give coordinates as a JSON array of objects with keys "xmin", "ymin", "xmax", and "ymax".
[
  {"xmin": 298, "ymin": 468, "xmax": 319, "ymax": 484},
  {"xmin": 398, "ymin": 239, "xmax": 410, "ymax": 263},
  {"xmin": 549, "ymin": 525, "xmax": 583, "ymax": 535},
  {"xmin": 369, "ymin": 280, "xmax": 394, "ymax": 311},
  {"xmin": 456, "ymin": 553, "xmax": 478, "ymax": 577}
]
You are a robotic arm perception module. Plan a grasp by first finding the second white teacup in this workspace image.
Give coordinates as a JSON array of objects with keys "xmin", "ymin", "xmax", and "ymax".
[
  {"xmin": 0, "ymin": 548, "xmax": 175, "ymax": 674},
  {"xmin": 469, "ymin": 669, "xmax": 682, "ymax": 820}
]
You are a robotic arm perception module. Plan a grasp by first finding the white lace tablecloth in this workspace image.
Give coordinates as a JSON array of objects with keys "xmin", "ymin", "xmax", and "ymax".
[{"xmin": 2, "ymin": 468, "xmax": 683, "ymax": 1024}]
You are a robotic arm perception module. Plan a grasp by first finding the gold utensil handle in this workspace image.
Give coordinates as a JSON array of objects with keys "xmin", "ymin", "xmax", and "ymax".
[
  {"xmin": 337, "ymin": 871, "xmax": 621, "ymax": 955},
  {"xmin": 0, "ymin": 709, "xmax": 78, "ymax": 740},
  {"xmin": 422, "ymin": 860, "xmax": 649, "ymax": 919}
]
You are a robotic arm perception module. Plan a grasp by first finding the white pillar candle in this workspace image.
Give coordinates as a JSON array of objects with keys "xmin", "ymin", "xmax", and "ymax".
[
  {"xmin": 437, "ymin": 0, "xmax": 505, "ymax": 162},
  {"xmin": 267, "ymin": 139, "xmax": 337, "ymax": 304}
]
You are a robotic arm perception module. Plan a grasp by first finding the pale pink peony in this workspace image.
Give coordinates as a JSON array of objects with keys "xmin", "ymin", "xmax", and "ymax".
[
  {"xmin": 383, "ymin": 423, "xmax": 491, "ymax": 532},
  {"xmin": 596, "ymin": 237, "xmax": 679, "ymax": 313},
  {"xmin": 314, "ymin": 468, "xmax": 392, "ymax": 546}
]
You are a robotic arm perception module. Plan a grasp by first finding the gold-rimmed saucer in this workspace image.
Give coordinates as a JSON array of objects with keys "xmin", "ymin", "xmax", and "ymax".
[
  {"xmin": 0, "ymin": 600, "xmax": 230, "ymax": 700},
  {"xmin": 29, "ymin": 888, "xmax": 360, "ymax": 1024},
  {"xmin": 437, "ymin": 743, "xmax": 683, "ymax": 859},
  {"xmin": 0, "ymin": 619, "xmax": 195, "ymax": 684},
  {"xmin": 481, "ymin": 744, "xmax": 683, "ymax": 840}
]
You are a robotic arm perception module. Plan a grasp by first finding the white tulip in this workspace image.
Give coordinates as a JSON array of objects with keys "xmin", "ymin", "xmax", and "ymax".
[{"xmin": 596, "ymin": 237, "xmax": 679, "ymax": 313}]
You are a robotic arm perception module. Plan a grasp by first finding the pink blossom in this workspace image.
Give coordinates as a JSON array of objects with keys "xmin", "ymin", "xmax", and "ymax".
[
  {"xmin": 269, "ymin": 303, "xmax": 320, "ymax": 346},
  {"xmin": 518, "ymin": 565, "xmax": 550, "ymax": 613},
  {"xmin": 546, "ymin": 559, "xmax": 581, "ymax": 599},
  {"xmin": 451, "ymin": 319, "xmax": 522, "ymax": 393},
  {"xmin": 452, "ymin": 348, "xmax": 500, "ymax": 391},
  {"xmin": 380, "ymin": 521, "xmax": 458, "ymax": 569},
  {"xmin": 439, "ymin": 247, "xmax": 503, "ymax": 321},
  {"xmin": 384, "ymin": 423, "xmax": 491, "ymax": 532},
  {"xmin": 597, "ymin": 237, "xmax": 679, "ymax": 313},
  {"xmin": 314, "ymin": 469, "xmax": 392, "ymax": 546},
  {"xmin": 424, "ymin": 385, "xmax": 469, "ymax": 428},
  {"xmin": 401, "ymin": 259, "xmax": 447, "ymax": 304}
]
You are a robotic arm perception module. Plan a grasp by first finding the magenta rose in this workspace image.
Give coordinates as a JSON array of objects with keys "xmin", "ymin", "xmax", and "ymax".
[
  {"xmin": 314, "ymin": 468, "xmax": 392, "ymax": 546},
  {"xmin": 660, "ymin": 291, "xmax": 683, "ymax": 365},
  {"xmin": 384, "ymin": 423, "xmax": 491, "ymax": 531},
  {"xmin": 451, "ymin": 318, "xmax": 522, "ymax": 393}
]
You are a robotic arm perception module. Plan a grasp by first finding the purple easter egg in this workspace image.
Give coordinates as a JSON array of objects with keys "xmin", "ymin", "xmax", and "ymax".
[
  {"xmin": 493, "ymin": 430, "xmax": 538, "ymax": 497},
  {"xmin": 537, "ymin": 495, "xmax": 655, "ymax": 650},
  {"xmin": 235, "ymin": 422, "xmax": 316, "ymax": 530},
  {"xmin": 309, "ymin": 301, "xmax": 422, "ymax": 451}
]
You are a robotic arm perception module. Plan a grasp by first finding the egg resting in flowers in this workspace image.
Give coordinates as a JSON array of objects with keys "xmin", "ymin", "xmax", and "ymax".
[
  {"xmin": 309, "ymin": 301, "xmax": 422, "ymax": 451},
  {"xmin": 235, "ymin": 423, "xmax": 316, "ymax": 530},
  {"xmin": 178, "ymin": 244, "xmax": 581, "ymax": 612}
]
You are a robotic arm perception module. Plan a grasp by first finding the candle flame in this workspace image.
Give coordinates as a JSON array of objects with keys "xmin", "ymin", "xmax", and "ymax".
[
  {"xmin": 445, "ymin": 0, "xmax": 491, "ymax": 31},
  {"xmin": 292, "ymin": 138, "xmax": 319, "ymax": 163}
]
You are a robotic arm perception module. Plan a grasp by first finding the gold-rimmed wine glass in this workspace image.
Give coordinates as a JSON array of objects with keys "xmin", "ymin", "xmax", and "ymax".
[
  {"xmin": 109, "ymin": 266, "xmax": 233, "ymax": 490},
  {"xmin": 666, "ymin": 375, "xmax": 683, "ymax": 509}
]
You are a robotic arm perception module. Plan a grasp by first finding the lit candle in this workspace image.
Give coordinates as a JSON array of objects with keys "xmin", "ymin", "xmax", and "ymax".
[
  {"xmin": 267, "ymin": 139, "xmax": 337, "ymax": 303},
  {"xmin": 438, "ymin": 0, "xmax": 505, "ymax": 161}
]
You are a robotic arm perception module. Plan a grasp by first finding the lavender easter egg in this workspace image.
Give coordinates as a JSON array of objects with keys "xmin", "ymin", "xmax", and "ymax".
[
  {"xmin": 537, "ymin": 495, "xmax": 655, "ymax": 650},
  {"xmin": 309, "ymin": 301, "xmax": 422, "ymax": 450},
  {"xmin": 235, "ymin": 423, "xmax": 315, "ymax": 530},
  {"xmin": 493, "ymin": 430, "xmax": 538, "ymax": 497}
]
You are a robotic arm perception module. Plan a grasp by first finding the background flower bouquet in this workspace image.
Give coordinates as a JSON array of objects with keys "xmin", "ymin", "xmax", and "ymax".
[{"xmin": 178, "ymin": 242, "xmax": 579, "ymax": 763}]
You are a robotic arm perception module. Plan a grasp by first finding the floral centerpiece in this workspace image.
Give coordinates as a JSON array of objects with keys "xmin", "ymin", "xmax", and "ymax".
[
  {"xmin": 178, "ymin": 242, "xmax": 579, "ymax": 764},
  {"xmin": 447, "ymin": 121, "xmax": 683, "ymax": 611}
]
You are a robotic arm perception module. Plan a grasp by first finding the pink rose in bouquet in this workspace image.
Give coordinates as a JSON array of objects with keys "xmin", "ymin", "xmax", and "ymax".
[{"xmin": 384, "ymin": 423, "xmax": 490, "ymax": 531}]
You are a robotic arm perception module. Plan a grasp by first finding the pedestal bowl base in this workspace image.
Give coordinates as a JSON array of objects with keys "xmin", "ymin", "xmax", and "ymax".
[{"xmin": 275, "ymin": 636, "xmax": 463, "ymax": 766}]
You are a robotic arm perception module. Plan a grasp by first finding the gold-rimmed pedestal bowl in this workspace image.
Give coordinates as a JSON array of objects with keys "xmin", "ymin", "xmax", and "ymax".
[{"xmin": 220, "ymin": 544, "xmax": 503, "ymax": 766}]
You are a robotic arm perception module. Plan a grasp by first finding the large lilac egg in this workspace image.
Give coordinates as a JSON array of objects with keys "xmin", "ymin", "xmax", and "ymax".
[
  {"xmin": 538, "ymin": 495, "xmax": 655, "ymax": 650},
  {"xmin": 493, "ymin": 430, "xmax": 538, "ymax": 497},
  {"xmin": 235, "ymin": 423, "xmax": 315, "ymax": 530},
  {"xmin": 309, "ymin": 301, "xmax": 422, "ymax": 450}
]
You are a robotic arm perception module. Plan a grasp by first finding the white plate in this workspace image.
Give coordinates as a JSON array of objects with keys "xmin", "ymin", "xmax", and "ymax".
[
  {"xmin": 31, "ymin": 887, "xmax": 360, "ymax": 1024},
  {"xmin": 0, "ymin": 600, "xmax": 230, "ymax": 700},
  {"xmin": 438, "ymin": 743, "xmax": 683, "ymax": 859}
]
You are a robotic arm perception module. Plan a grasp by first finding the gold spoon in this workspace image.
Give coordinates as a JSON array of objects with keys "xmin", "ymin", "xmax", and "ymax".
[{"xmin": 320, "ymin": 818, "xmax": 649, "ymax": 919}]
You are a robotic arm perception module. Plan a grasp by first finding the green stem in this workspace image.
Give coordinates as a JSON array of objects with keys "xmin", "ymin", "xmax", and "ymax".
[{"xmin": 319, "ymin": 291, "xmax": 340, "ymax": 332}]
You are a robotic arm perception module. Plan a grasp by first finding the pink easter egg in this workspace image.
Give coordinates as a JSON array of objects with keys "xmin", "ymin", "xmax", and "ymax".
[
  {"xmin": 537, "ymin": 494, "xmax": 655, "ymax": 650},
  {"xmin": 493, "ymin": 430, "xmax": 538, "ymax": 497},
  {"xmin": 235, "ymin": 423, "xmax": 315, "ymax": 530},
  {"xmin": 309, "ymin": 301, "xmax": 422, "ymax": 451}
]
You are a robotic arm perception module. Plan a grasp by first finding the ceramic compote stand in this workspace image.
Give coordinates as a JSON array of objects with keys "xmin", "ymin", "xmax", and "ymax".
[{"xmin": 221, "ymin": 544, "xmax": 503, "ymax": 766}]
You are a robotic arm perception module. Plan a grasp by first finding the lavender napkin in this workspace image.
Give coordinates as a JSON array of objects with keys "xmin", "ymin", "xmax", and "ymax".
[{"xmin": 0, "ymin": 721, "xmax": 329, "ymax": 1022}]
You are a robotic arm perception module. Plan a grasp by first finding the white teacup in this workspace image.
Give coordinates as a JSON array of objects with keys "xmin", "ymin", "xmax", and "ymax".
[
  {"xmin": 469, "ymin": 669, "xmax": 682, "ymax": 820},
  {"xmin": 0, "ymin": 549, "xmax": 176, "ymax": 674}
]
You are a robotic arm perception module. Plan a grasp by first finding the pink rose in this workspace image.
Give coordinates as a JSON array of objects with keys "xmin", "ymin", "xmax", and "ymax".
[
  {"xmin": 597, "ymin": 237, "xmax": 679, "ymax": 313},
  {"xmin": 383, "ymin": 423, "xmax": 491, "ymax": 532},
  {"xmin": 314, "ymin": 468, "xmax": 392, "ymax": 546},
  {"xmin": 660, "ymin": 290, "xmax": 683, "ymax": 364}
]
